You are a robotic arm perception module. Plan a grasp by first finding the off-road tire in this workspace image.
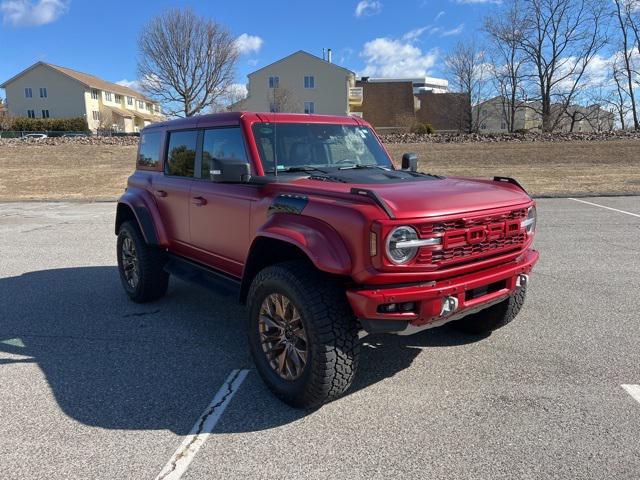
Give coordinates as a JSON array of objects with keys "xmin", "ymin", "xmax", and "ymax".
[
  {"xmin": 117, "ymin": 221, "xmax": 169, "ymax": 303},
  {"xmin": 247, "ymin": 261, "xmax": 360, "ymax": 409},
  {"xmin": 449, "ymin": 286, "xmax": 527, "ymax": 334}
]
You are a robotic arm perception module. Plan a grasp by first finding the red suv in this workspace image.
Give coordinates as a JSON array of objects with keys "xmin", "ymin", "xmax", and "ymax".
[{"xmin": 116, "ymin": 112, "xmax": 538, "ymax": 408}]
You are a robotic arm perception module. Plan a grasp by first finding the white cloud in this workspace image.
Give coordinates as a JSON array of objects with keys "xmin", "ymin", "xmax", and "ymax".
[
  {"xmin": 0, "ymin": 0, "xmax": 69, "ymax": 26},
  {"xmin": 235, "ymin": 33, "xmax": 263, "ymax": 55},
  {"xmin": 434, "ymin": 10, "xmax": 445, "ymax": 21},
  {"xmin": 355, "ymin": 0, "xmax": 382, "ymax": 17},
  {"xmin": 403, "ymin": 26, "xmax": 428, "ymax": 42},
  {"xmin": 247, "ymin": 58, "xmax": 259, "ymax": 67},
  {"xmin": 441, "ymin": 23, "xmax": 464, "ymax": 36},
  {"xmin": 360, "ymin": 37, "xmax": 439, "ymax": 77},
  {"xmin": 116, "ymin": 79, "xmax": 141, "ymax": 91}
]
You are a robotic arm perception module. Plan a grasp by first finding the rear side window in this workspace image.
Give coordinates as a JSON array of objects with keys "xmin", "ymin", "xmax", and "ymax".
[
  {"xmin": 137, "ymin": 131, "xmax": 162, "ymax": 168},
  {"xmin": 201, "ymin": 127, "xmax": 248, "ymax": 180},
  {"xmin": 166, "ymin": 130, "xmax": 198, "ymax": 177}
]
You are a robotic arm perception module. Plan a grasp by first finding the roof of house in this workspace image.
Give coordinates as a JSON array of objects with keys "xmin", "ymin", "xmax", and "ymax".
[
  {"xmin": 0, "ymin": 61, "xmax": 156, "ymax": 104},
  {"xmin": 247, "ymin": 50, "xmax": 355, "ymax": 77}
]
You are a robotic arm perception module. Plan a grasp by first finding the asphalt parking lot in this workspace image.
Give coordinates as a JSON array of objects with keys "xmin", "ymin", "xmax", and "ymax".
[{"xmin": 1, "ymin": 197, "xmax": 639, "ymax": 480}]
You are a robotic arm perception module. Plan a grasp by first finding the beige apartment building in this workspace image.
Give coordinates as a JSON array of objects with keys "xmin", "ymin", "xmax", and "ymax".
[
  {"xmin": 236, "ymin": 50, "xmax": 363, "ymax": 115},
  {"xmin": 0, "ymin": 62, "xmax": 162, "ymax": 132}
]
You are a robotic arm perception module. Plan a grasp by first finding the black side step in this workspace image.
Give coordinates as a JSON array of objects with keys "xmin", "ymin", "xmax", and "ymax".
[{"xmin": 164, "ymin": 254, "xmax": 241, "ymax": 296}]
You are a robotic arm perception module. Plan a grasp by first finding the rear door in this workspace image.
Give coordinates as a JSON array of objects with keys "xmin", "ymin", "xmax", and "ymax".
[
  {"xmin": 188, "ymin": 126, "xmax": 256, "ymax": 277},
  {"xmin": 151, "ymin": 129, "xmax": 200, "ymax": 251}
]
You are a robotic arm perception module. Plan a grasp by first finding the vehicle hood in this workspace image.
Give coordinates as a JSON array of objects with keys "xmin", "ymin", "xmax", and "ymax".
[{"xmin": 288, "ymin": 174, "xmax": 532, "ymax": 219}]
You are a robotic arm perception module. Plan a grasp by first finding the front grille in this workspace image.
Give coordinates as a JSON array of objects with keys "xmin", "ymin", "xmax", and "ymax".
[{"xmin": 416, "ymin": 208, "xmax": 527, "ymax": 268}]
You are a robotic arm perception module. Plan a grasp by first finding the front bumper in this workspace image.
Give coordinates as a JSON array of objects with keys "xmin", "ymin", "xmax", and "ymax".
[{"xmin": 347, "ymin": 248, "xmax": 539, "ymax": 335}]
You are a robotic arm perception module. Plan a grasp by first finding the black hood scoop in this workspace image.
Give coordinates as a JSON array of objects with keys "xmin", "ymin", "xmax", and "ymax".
[{"xmin": 308, "ymin": 168, "xmax": 439, "ymax": 185}]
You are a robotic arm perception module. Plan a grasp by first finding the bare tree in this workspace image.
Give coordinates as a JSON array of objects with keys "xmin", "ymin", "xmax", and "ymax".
[
  {"xmin": 484, "ymin": 0, "xmax": 528, "ymax": 132},
  {"xmin": 612, "ymin": 0, "xmax": 639, "ymax": 129},
  {"xmin": 518, "ymin": 0, "xmax": 608, "ymax": 132},
  {"xmin": 269, "ymin": 87, "xmax": 300, "ymax": 113},
  {"xmin": 445, "ymin": 40, "xmax": 490, "ymax": 132},
  {"xmin": 137, "ymin": 8, "xmax": 239, "ymax": 117}
]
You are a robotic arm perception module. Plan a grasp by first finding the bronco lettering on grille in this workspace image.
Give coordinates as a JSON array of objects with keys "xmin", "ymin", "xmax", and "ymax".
[{"xmin": 442, "ymin": 220, "xmax": 521, "ymax": 249}]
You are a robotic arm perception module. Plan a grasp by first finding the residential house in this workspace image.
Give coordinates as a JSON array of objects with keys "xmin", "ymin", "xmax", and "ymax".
[
  {"xmin": 0, "ymin": 62, "xmax": 163, "ymax": 132},
  {"xmin": 474, "ymin": 96, "xmax": 615, "ymax": 133},
  {"xmin": 236, "ymin": 50, "xmax": 360, "ymax": 116}
]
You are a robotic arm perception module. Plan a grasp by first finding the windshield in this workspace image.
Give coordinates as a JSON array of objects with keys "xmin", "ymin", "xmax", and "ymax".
[{"xmin": 252, "ymin": 123, "xmax": 393, "ymax": 173}]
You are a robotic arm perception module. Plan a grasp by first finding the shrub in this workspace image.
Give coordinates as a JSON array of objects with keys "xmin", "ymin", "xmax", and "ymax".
[
  {"xmin": 9, "ymin": 116, "xmax": 89, "ymax": 132},
  {"xmin": 410, "ymin": 123, "xmax": 435, "ymax": 135}
]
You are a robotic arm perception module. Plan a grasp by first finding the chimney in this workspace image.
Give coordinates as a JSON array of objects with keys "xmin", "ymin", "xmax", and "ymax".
[
  {"xmin": 322, "ymin": 48, "xmax": 326, "ymax": 61},
  {"xmin": 327, "ymin": 48, "xmax": 332, "ymax": 63}
]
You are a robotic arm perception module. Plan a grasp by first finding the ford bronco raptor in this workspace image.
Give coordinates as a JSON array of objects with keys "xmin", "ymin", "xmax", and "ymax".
[{"xmin": 116, "ymin": 112, "xmax": 538, "ymax": 408}]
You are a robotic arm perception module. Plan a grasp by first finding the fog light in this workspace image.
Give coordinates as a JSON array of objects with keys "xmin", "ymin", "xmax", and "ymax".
[
  {"xmin": 399, "ymin": 302, "xmax": 415, "ymax": 312},
  {"xmin": 440, "ymin": 296, "xmax": 458, "ymax": 316},
  {"xmin": 378, "ymin": 303, "xmax": 398, "ymax": 313}
]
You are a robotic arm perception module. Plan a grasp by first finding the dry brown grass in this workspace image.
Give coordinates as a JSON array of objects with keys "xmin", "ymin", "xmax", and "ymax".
[
  {"xmin": 0, "ymin": 140, "xmax": 638, "ymax": 201},
  {"xmin": 385, "ymin": 140, "xmax": 640, "ymax": 197}
]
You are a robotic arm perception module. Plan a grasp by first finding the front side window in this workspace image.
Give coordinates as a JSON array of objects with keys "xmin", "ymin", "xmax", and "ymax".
[
  {"xmin": 252, "ymin": 123, "xmax": 393, "ymax": 173},
  {"xmin": 268, "ymin": 76, "xmax": 279, "ymax": 88},
  {"xmin": 166, "ymin": 130, "xmax": 197, "ymax": 177},
  {"xmin": 42, "ymin": 110, "xmax": 50, "ymax": 118},
  {"xmin": 25, "ymin": 88, "xmax": 32, "ymax": 98},
  {"xmin": 39, "ymin": 87, "xmax": 47, "ymax": 98},
  {"xmin": 304, "ymin": 76, "xmax": 315, "ymax": 89},
  {"xmin": 304, "ymin": 102, "xmax": 315, "ymax": 114},
  {"xmin": 201, "ymin": 127, "xmax": 248, "ymax": 180},
  {"xmin": 137, "ymin": 131, "xmax": 162, "ymax": 168}
]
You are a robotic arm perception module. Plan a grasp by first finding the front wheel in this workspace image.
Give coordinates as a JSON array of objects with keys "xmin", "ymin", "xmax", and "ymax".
[
  {"xmin": 449, "ymin": 285, "xmax": 527, "ymax": 334},
  {"xmin": 247, "ymin": 261, "xmax": 360, "ymax": 409}
]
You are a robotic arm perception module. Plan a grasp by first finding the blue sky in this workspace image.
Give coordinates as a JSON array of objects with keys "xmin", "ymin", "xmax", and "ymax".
[{"xmin": 0, "ymin": 0, "xmax": 498, "ymax": 95}]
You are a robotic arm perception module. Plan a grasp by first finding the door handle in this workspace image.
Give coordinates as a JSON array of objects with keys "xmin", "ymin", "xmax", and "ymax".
[
  {"xmin": 155, "ymin": 190, "xmax": 167, "ymax": 198},
  {"xmin": 192, "ymin": 196, "xmax": 207, "ymax": 206}
]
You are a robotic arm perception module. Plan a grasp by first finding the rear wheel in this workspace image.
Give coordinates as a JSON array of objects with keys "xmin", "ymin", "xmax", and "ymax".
[
  {"xmin": 117, "ymin": 221, "xmax": 169, "ymax": 303},
  {"xmin": 247, "ymin": 261, "xmax": 359, "ymax": 409},
  {"xmin": 449, "ymin": 286, "xmax": 526, "ymax": 334}
]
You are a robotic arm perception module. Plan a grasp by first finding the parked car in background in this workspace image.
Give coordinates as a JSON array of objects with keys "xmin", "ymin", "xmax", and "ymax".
[
  {"xmin": 62, "ymin": 133, "xmax": 89, "ymax": 138},
  {"xmin": 22, "ymin": 133, "xmax": 48, "ymax": 140}
]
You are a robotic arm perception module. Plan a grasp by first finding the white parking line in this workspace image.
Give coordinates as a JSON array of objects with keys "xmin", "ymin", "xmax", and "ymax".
[
  {"xmin": 568, "ymin": 198, "xmax": 640, "ymax": 218},
  {"xmin": 622, "ymin": 385, "xmax": 640, "ymax": 405},
  {"xmin": 155, "ymin": 369, "xmax": 250, "ymax": 480}
]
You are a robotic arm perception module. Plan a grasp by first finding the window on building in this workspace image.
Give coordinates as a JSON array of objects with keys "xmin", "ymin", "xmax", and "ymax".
[
  {"xmin": 268, "ymin": 76, "xmax": 279, "ymax": 88},
  {"xmin": 115, "ymin": 94, "xmax": 122, "ymax": 103},
  {"xmin": 304, "ymin": 101, "xmax": 315, "ymax": 114},
  {"xmin": 138, "ymin": 100, "xmax": 144, "ymax": 109},
  {"xmin": 92, "ymin": 111, "xmax": 100, "ymax": 121},
  {"xmin": 304, "ymin": 76, "xmax": 315, "ymax": 89},
  {"xmin": 25, "ymin": 88, "xmax": 33, "ymax": 98},
  {"xmin": 166, "ymin": 130, "xmax": 197, "ymax": 177},
  {"xmin": 201, "ymin": 127, "xmax": 248, "ymax": 180},
  {"xmin": 27, "ymin": 109, "xmax": 35, "ymax": 118},
  {"xmin": 105, "ymin": 92, "xmax": 113, "ymax": 102},
  {"xmin": 42, "ymin": 110, "xmax": 50, "ymax": 118},
  {"xmin": 91, "ymin": 90, "xmax": 99, "ymax": 100},
  {"xmin": 127, "ymin": 96, "xmax": 133, "ymax": 106},
  {"xmin": 39, "ymin": 87, "xmax": 47, "ymax": 98},
  {"xmin": 146, "ymin": 102, "xmax": 152, "ymax": 111},
  {"xmin": 137, "ymin": 131, "xmax": 162, "ymax": 168}
]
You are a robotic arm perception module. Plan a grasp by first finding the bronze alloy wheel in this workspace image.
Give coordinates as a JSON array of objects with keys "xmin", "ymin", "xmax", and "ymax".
[
  {"xmin": 258, "ymin": 293, "xmax": 308, "ymax": 381},
  {"xmin": 120, "ymin": 234, "xmax": 140, "ymax": 289}
]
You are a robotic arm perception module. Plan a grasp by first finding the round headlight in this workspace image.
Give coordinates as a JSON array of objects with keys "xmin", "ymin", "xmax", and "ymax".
[
  {"xmin": 522, "ymin": 206, "xmax": 537, "ymax": 235},
  {"xmin": 386, "ymin": 226, "xmax": 419, "ymax": 264}
]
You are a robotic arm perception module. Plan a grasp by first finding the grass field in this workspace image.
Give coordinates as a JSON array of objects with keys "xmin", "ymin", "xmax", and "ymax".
[{"xmin": 0, "ymin": 140, "xmax": 638, "ymax": 201}]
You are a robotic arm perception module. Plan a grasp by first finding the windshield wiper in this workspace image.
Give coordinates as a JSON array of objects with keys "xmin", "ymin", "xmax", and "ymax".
[
  {"xmin": 338, "ymin": 164, "xmax": 388, "ymax": 170},
  {"xmin": 267, "ymin": 165, "xmax": 329, "ymax": 174}
]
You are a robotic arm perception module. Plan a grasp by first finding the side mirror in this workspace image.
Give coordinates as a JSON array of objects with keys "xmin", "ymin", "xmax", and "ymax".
[
  {"xmin": 401, "ymin": 152, "xmax": 418, "ymax": 172},
  {"xmin": 211, "ymin": 158, "xmax": 251, "ymax": 183}
]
